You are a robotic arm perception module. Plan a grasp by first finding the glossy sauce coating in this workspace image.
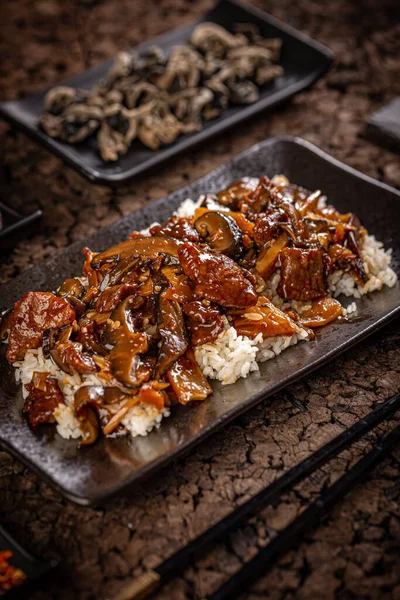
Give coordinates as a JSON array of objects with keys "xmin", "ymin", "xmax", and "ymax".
[
  {"xmin": 6, "ymin": 292, "xmax": 75, "ymax": 363},
  {"xmin": 3, "ymin": 175, "xmax": 369, "ymax": 445},
  {"xmin": 179, "ymin": 242, "xmax": 258, "ymax": 308}
]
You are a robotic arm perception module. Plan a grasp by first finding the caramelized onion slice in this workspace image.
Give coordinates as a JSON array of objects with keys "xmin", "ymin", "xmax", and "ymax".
[
  {"xmin": 255, "ymin": 232, "xmax": 288, "ymax": 280},
  {"xmin": 167, "ymin": 347, "xmax": 212, "ymax": 404},
  {"xmin": 298, "ymin": 189, "xmax": 321, "ymax": 216},
  {"xmin": 299, "ymin": 298, "xmax": 343, "ymax": 328},
  {"xmin": 102, "ymin": 397, "xmax": 139, "ymax": 436},
  {"xmin": 230, "ymin": 296, "xmax": 298, "ymax": 339}
]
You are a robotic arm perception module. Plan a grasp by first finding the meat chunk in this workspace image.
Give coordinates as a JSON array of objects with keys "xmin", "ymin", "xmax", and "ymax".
[
  {"xmin": 95, "ymin": 283, "xmax": 137, "ymax": 313},
  {"xmin": 6, "ymin": 292, "xmax": 75, "ymax": 363},
  {"xmin": 76, "ymin": 320, "xmax": 106, "ymax": 356},
  {"xmin": 50, "ymin": 341, "xmax": 98, "ymax": 375},
  {"xmin": 253, "ymin": 211, "xmax": 288, "ymax": 248},
  {"xmin": 24, "ymin": 372, "xmax": 64, "ymax": 426},
  {"xmin": 216, "ymin": 180, "xmax": 253, "ymax": 211},
  {"xmin": 277, "ymin": 247, "xmax": 331, "ymax": 300},
  {"xmin": 150, "ymin": 217, "xmax": 200, "ymax": 242},
  {"xmin": 178, "ymin": 242, "xmax": 257, "ymax": 308},
  {"xmin": 162, "ymin": 266, "xmax": 194, "ymax": 303},
  {"xmin": 183, "ymin": 300, "xmax": 224, "ymax": 345}
]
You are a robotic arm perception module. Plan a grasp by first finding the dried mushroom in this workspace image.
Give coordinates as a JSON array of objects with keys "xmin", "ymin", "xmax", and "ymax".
[
  {"xmin": 190, "ymin": 22, "xmax": 247, "ymax": 57},
  {"xmin": 156, "ymin": 46, "xmax": 205, "ymax": 91},
  {"xmin": 44, "ymin": 86, "xmax": 82, "ymax": 115},
  {"xmin": 40, "ymin": 22, "xmax": 284, "ymax": 161}
]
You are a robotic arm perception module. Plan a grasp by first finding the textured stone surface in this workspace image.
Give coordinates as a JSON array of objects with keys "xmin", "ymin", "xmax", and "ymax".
[{"xmin": 0, "ymin": 0, "xmax": 400, "ymax": 599}]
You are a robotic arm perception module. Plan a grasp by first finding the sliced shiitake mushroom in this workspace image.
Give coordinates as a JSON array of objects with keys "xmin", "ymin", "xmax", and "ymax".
[
  {"xmin": 42, "ymin": 328, "xmax": 57, "ymax": 359},
  {"xmin": 58, "ymin": 278, "xmax": 85, "ymax": 299},
  {"xmin": 344, "ymin": 215, "xmax": 368, "ymax": 283},
  {"xmin": 167, "ymin": 347, "xmax": 212, "ymax": 404},
  {"xmin": 74, "ymin": 386, "xmax": 110, "ymax": 446},
  {"xmin": 194, "ymin": 211, "xmax": 243, "ymax": 258},
  {"xmin": 74, "ymin": 385, "xmax": 137, "ymax": 445},
  {"xmin": 91, "ymin": 236, "xmax": 181, "ymax": 269},
  {"xmin": 57, "ymin": 277, "xmax": 86, "ymax": 315},
  {"xmin": 106, "ymin": 296, "xmax": 149, "ymax": 388},
  {"xmin": 155, "ymin": 294, "xmax": 188, "ymax": 379}
]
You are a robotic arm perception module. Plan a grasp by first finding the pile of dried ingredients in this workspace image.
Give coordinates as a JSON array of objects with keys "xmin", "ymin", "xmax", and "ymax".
[{"xmin": 40, "ymin": 23, "xmax": 283, "ymax": 161}]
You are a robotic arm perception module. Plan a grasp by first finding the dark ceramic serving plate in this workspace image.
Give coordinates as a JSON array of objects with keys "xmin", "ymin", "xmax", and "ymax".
[
  {"xmin": 0, "ymin": 0, "xmax": 333, "ymax": 185},
  {"xmin": 0, "ymin": 137, "xmax": 399, "ymax": 506}
]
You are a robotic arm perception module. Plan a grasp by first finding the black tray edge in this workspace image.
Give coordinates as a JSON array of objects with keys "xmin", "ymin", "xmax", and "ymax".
[{"xmin": 0, "ymin": 203, "xmax": 42, "ymax": 248}]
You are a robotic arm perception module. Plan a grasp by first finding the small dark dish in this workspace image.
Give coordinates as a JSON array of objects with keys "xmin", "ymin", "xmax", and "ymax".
[
  {"xmin": 366, "ymin": 97, "xmax": 400, "ymax": 154},
  {"xmin": 0, "ymin": 202, "xmax": 41, "ymax": 250},
  {"xmin": 0, "ymin": 0, "xmax": 333, "ymax": 184},
  {"xmin": 0, "ymin": 136, "xmax": 399, "ymax": 506},
  {"xmin": 0, "ymin": 524, "xmax": 57, "ymax": 598}
]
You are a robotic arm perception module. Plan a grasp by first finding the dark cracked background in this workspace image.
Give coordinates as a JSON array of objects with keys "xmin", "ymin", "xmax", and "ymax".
[{"xmin": 1, "ymin": 1, "xmax": 400, "ymax": 599}]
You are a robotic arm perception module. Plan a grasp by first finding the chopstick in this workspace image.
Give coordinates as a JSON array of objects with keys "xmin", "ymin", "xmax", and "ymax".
[
  {"xmin": 109, "ymin": 391, "xmax": 400, "ymax": 600},
  {"xmin": 210, "ymin": 423, "xmax": 400, "ymax": 600}
]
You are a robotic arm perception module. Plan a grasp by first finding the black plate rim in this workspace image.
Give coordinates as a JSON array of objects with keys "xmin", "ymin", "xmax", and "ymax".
[
  {"xmin": 0, "ymin": 202, "xmax": 42, "ymax": 244},
  {"xmin": 1, "ymin": 135, "xmax": 399, "ymax": 505},
  {"xmin": 0, "ymin": 0, "xmax": 334, "ymax": 185}
]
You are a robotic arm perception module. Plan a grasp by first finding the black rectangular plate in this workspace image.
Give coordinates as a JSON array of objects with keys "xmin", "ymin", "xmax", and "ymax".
[
  {"xmin": 0, "ymin": 524, "xmax": 57, "ymax": 598},
  {"xmin": 0, "ymin": 137, "xmax": 399, "ymax": 506},
  {"xmin": 0, "ymin": 202, "xmax": 42, "ymax": 249},
  {"xmin": 0, "ymin": 0, "xmax": 333, "ymax": 185}
]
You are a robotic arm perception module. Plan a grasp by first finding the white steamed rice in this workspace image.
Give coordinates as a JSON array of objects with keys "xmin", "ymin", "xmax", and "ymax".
[
  {"xmin": 10, "ymin": 180, "xmax": 398, "ymax": 441},
  {"xmin": 14, "ymin": 347, "xmax": 169, "ymax": 440},
  {"xmin": 329, "ymin": 234, "xmax": 397, "ymax": 298}
]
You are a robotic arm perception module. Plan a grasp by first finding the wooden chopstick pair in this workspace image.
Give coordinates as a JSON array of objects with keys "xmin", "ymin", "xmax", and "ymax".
[{"xmin": 110, "ymin": 391, "xmax": 400, "ymax": 600}]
